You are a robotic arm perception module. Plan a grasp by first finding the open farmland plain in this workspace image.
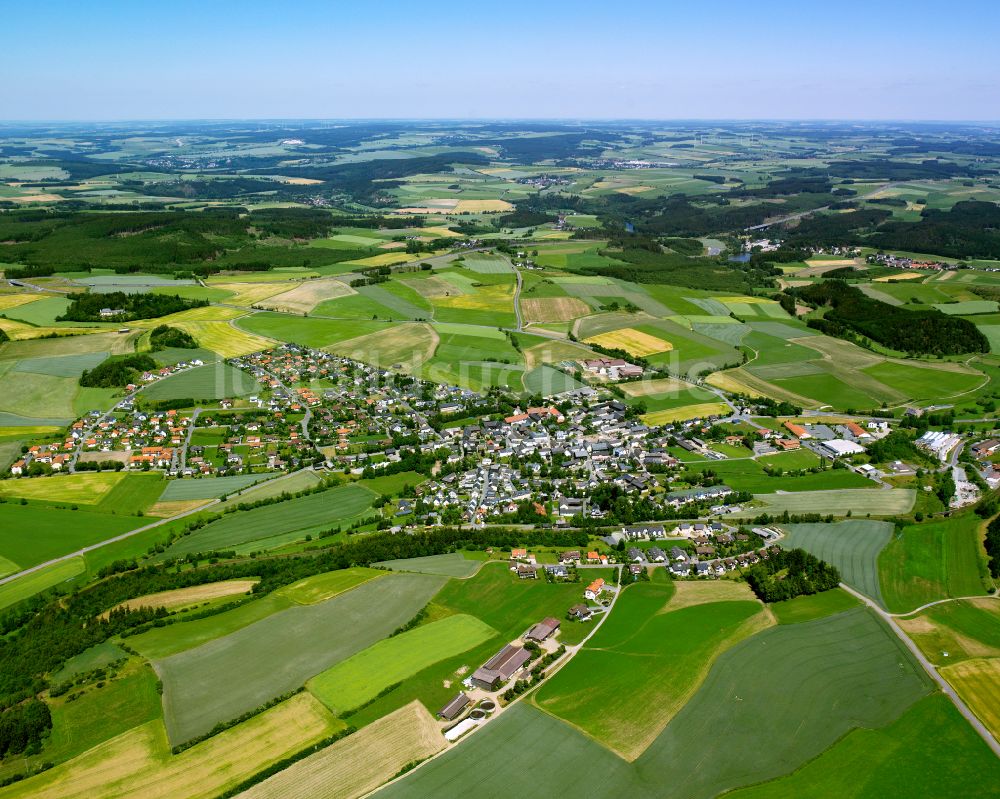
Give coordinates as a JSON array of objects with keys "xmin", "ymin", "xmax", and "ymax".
[
  {"xmin": 4, "ymin": 120, "xmax": 1000, "ymax": 799},
  {"xmin": 534, "ymin": 582, "xmax": 770, "ymax": 758}
]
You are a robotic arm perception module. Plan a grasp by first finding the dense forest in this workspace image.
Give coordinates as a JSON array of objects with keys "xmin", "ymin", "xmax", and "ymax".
[
  {"xmin": 580, "ymin": 238, "xmax": 779, "ymax": 293},
  {"xmin": 745, "ymin": 548, "xmax": 841, "ymax": 602},
  {"xmin": 149, "ymin": 325, "xmax": 198, "ymax": 350},
  {"xmin": 57, "ymin": 291, "xmax": 206, "ymax": 322},
  {"xmin": 790, "ymin": 280, "xmax": 989, "ymax": 355},
  {"xmin": 79, "ymin": 354, "xmax": 157, "ymax": 388},
  {"xmin": 0, "ymin": 208, "xmax": 372, "ymax": 277}
]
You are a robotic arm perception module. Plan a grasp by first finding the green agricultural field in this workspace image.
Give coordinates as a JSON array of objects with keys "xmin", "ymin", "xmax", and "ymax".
[
  {"xmin": 770, "ymin": 588, "xmax": 860, "ymax": 624},
  {"xmin": 375, "ymin": 552, "xmax": 481, "ymax": 577},
  {"xmin": 5, "ymin": 296, "xmax": 72, "ymax": 325},
  {"xmin": 158, "ymin": 472, "xmax": 281, "ymax": 500},
  {"xmin": 0, "ymin": 471, "xmax": 128, "ymax": 506},
  {"xmin": 535, "ymin": 584, "xmax": 766, "ymax": 758},
  {"xmin": 630, "ymin": 608, "xmax": 932, "ymax": 799},
  {"xmin": 0, "ymin": 553, "xmax": 19, "ymax": 579},
  {"xmin": 725, "ymin": 695, "xmax": 1000, "ymax": 799},
  {"xmin": 50, "ymin": 641, "xmax": 128, "ymax": 684},
  {"xmin": 163, "ymin": 483, "xmax": 377, "ymax": 556},
  {"xmin": 156, "ymin": 573, "xmax": 446, "ymax": 745},
  {"xmin": 933, "ymin": 300, "xmax": 999, "ymax": 315},
  {"xmin": 378, "ymin": 703, "xmax": 635, "ymax": 799},
  {"xmin": 901, "ymin": 599, "xmax": 1000, "ymax": 664},
  {"xmin": 214, "ymin": 469, "xmax": 321, "ymax": 510},
  {"xmin": 308, "ymin": 614, "xmax": 497, "ymax": 713},
  {"xmin": 12, "ymin": 351, "xmax": 108, "ymax": 378},
  {"xmin": 6, "ymin": 662, "xmax": 163, "ymax": 780},
  {"xmin": 779, "ymin": 521, "xmax": 893, "ymax": 607},
  {"xmin": 126, "ymin": 591, "xmax": 296, "ymax": 660},
  {"xmin": 522, "ymin": 364, "xmax": 586, "ymax": 396},
  {"xmin": 278, "ymin": 566, "xmax": 382, "ymax": 605},
  {"xmin": 733, "ymin": 488, "xmax": 915, "ymax": 518},
  {"xmin": 879, "ymin": 515, "xmax": 988, "ymax": 613},
  {"xmin": 0, "ymin": 371, "xmax": 79, "ymax": 421},
  {"xmin": 431, "ymin": 561, "xmax": 602, "ymax": 644},
  {"xmin": 380, "ymin": 610, "xmax": 933, "ymax": 799},
  {"xmin": 140, "ymin": 363, "xmax": 260, "ymax": 401},
  {"xmin": 689, "ymin": 460, "xmax": 871, "ymax": 494},
  {"xmin": 0, "ymin": 556, "xmax": 85, "ymax": 610},
  {"xmin": 0, "ymin": 504, "xmax": 141, "ymax": 569},
  {"xmin": 238, "ymin": 311, "xmax": 388, "ymax": 348}
]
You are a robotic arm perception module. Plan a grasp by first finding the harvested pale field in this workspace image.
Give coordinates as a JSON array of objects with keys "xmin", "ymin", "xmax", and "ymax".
[
  {"xmin": 77, "ymin": 451, "xmax": 129, "ymax": 466},
  {"xmin": 258, "ymin": 278, "xmax": 355, "ymax": 314},
  {"xmin": 0, "ymin": 317, "xmax": 41, "ymax": 339},
  {"xmin": 346, "ymin": 253, "xmax": 421, "ymax": 267},
  {"xmin": 520, "ymin": 297, "xmax": 591, "ymax": 323},
  {"xmin": 706, "ymin": 368, "xmax": 816, "ymax": 406},
  {"xmin": 106, "ymin": 579, "xmax": 259, "ymax": 615},
  {"xmin": 642, "ymin": 402, "xmax": 731, "ymax": 425},
  {"xmin": 273, "ymin": 176, "xmax": 324, "ymax": 185},
  {"xmin": 10, "ymin": 193, "xmax": 63, "ymax": 203},
  {"xmin": 664, "ymin": 581, "xmax": 760, "ymax": 611},
  {"xmin": 238, "ymin": 701, "xmax": 444, "ymax": 799},
  {"xmin": 175, "ymin": 321, "xmax": 275, "ymax": 358},
  {"xmin": 875, "ymin": 272, "xmax": 925, "ymax": 282},
  {"xmin": 615, "ymin": 185, "xmax": 654, "ymax": 195},
  {"xmin": 621, "ymin": 377, "xmax": 694, "ymax": 397},
  {"xmin": 432, "ymin": 284, "xmax": 514, "ymax": 311},
  {"xmin": 453, "ymin": 199, "xmax": 513, "ymax": 213},
  {"xmin": 0, "ymin": 693, "xmax": 340, "ymax": 799},
  {"xmin": 419, "ymin": 226, "xmax": 462, "ymax": 238},
  {"xmin": 941, "ymin": 658, "xmax": 1000, "ymax": 741},
  {"xmin": 147, "ymin": 499, "xmax": 214, "ymax": 518},
  {"xmin": 211, "ymin": 282, "xmax": 298, "ymax": 306},
  {"xmin": 378, "ymin": 241, "xmax": 407, "ymax": 249},
  {"xmin": 585, "ymin": 327, "xmax": 673, "ymax": 357},
  {"xmin": 151, "ymin": 306, "xmax": 247, "ymax": 325},
  {"xmin": 330, "ymin": 322, "xmax": 438, "ymax": 371},
  {"xmin": 0, "ymin": 293, "xmax": 47, "ymax": 311}
]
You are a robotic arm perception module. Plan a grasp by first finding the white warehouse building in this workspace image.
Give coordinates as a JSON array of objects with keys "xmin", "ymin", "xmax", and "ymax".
[{"xmin": 819, "ymin": 439, "xmax": 866, "ymax": 458}]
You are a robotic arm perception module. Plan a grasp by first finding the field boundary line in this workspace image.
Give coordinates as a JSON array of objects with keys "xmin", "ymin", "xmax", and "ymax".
[
  {"xmin": 0, "ymin": 467, "xmax": 316, "ymax": 589},
  {"xmin": 840, "ymin": 582, "xmax": 1000, "ymax": 757}
]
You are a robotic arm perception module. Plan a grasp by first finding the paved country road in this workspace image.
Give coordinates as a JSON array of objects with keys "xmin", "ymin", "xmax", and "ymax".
[
  {"xmin": 839, "ymin": 582, "xmax": 1000, "ymax": 757},
  {"xmin": 0, "ymin": 468, "xmax": 313, "ymax": 588},
  {"xmin": 0, "ymin": 498, "xmax": 220, "ymax": 588}
]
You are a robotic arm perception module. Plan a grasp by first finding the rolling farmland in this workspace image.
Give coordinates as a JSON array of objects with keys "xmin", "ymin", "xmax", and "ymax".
[
  {"xmin": 156, "ymin": 573, "xmax": 446, "ymax": 744},
  {"xmin": 307, "ymin": 614, "xmax": 497, "ymax": 713},
  {"xmin": 162, "ymin": 483, "xmax": 376, "ymax": 555},
  {"xmin": 535, "ymin": 584, "xmax": 768, "ymax": 758}
]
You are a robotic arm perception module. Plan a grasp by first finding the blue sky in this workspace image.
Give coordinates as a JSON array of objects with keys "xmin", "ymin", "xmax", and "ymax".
[{"xmin": 2, "ymin": 0, "xmax": 998, "ymax": 120}]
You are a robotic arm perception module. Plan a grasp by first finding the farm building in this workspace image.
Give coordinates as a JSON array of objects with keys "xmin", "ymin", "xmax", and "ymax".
[
  {"xmin": 438, "ymin": 692, "xmax": 471, "ymax": 721},
  {"xmin": 783, "ymin": 422, "xmax": 811, "ymax": 439},
  {"xmin": 471, "ymin": 645, "xmax": 532, "ymax": 690},
  {"xmin": 819, "ymin": 439, "xmax": 865, "ymax": 458},
  {"xmin": 525, "ymin": 617, "xmax": 561, "ymax": 643}
]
